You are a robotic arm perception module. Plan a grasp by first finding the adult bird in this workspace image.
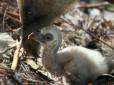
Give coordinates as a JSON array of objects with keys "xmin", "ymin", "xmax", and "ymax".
[
  {"xmin": 16, "ymin": 0, "xmax": 77, "ymax": 57},
  {"xmin": 29, "ymin": 25, "xmax": 114, "ymax": 85}
]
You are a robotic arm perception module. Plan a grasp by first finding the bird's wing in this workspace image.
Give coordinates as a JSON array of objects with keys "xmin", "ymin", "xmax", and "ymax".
[{"xmin": 57, "ymin": 47, "xmax": 75, "ymax": 66}]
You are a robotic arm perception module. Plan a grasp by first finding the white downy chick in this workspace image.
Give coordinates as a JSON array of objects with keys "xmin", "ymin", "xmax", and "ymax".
[{"xmin": 30, "ymin": 25, "xmax": 114, "ymax": 85}]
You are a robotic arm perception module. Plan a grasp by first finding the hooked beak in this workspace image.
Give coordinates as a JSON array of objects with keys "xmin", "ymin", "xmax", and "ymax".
[{"xmin": 28, "ymin": 32, "xmax": 45, "ymax": 43}]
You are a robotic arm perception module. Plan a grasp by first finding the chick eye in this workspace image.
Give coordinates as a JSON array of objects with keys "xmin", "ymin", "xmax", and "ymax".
[{"xmin": 45, "ymin": 33, "xmax": 53, "ymax": 41}]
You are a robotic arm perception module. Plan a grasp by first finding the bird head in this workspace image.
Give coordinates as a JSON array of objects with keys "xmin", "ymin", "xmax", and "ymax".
[{"xmin": 28, "ymin": 25, "xmax": 62, "ymax": 52}]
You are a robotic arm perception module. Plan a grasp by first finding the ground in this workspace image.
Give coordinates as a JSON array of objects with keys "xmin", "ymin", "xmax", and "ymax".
[{"xmin": 0, "ymin": 0, "xmax": 114, "ymax": 85}]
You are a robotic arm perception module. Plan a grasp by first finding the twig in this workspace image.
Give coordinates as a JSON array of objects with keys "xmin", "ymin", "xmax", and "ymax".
[
  {"xmin": 60, "ymin": 16, "xmax": 114, "ymax": 50},
  {"xmin": 78, "ymin": 2, "xmax": 110, "ymax": 8},
  {"xmin": 82, "ymin": 16, "xmax": 114, "ymax": 50},
  {"xmin": 7, "ymin": 12, "xmax": 20, "ymax": 23},
  {"xmin": 79, "ymin": 2, "xmax": 114, "ymax": 12},
  {"xmin": 0, "ymin": 46, "xmax": 15, "ymax": 56},
  {"xmin": 2, "ymin": 5, "xmax": 8, "ymax": 32},
  {"xmin": 11, "ymin": 39, "xmax": 22, "ymax": 70}
]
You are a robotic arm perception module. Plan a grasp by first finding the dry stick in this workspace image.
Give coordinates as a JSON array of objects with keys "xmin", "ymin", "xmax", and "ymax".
[
  {"xmin": 78, "ymin": 2, "xmax": 114, "ymax": 12},
  {"xmin": 11, "ymin": 39, "xmax": 22, "ymax": 70},
  {"xmin": 83, "ymin": 16, "xmax": 114, "ymax": 50},
  {"xmin": 7, "ymin": 12, "xmax": 20, "ymax": 23},
  {"xmin": 78, "ymin": 2, "xmax": 110, "ymax": 8},
  {"xmin": 0, "ymin": 46, "xmax": 15, "ymax": 55},
  {"xmin": 60, "ymin": 16, "xmax": 114, "ymax": 51},
  {"xmin": 7, "ymin": 12, "xmax": 20, "ymax": 20},
  {"xmin": 84, "ymin": 21, "xmax": 114, "ymax": 50},
  {"xmin": 2, "ymin": 5, "xmax": 8, "ymax": 32}
]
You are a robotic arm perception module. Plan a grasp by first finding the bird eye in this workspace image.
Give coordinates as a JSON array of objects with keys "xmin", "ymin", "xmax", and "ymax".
[{"xmin": 45, "ymin": 33, "xmax": 53, "ymax": 41}]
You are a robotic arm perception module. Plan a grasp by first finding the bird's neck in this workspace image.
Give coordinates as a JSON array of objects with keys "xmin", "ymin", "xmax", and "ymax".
[{"xmin": 41, "ymin": 46, "xmax": 64, "ymax": 76}]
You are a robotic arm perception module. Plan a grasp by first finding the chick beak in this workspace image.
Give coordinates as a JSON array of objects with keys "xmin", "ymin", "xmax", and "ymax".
[
  {"xmin": 28, "ymin": 32, "xmax": 34, "ymax": 40},
  {"xmin": 28, "ymin": 32, "xmax": 44, "ymax": 43}
]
